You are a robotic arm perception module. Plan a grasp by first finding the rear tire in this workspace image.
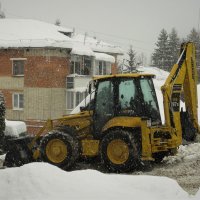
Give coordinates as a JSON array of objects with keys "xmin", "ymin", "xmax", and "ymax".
[
  {"xmin": 100, "ymin": 130, "xmax": 141, "ymax": 173},
  {"xmin": 40, "ymin": 130, "xmax": 79, "ymax": 170}
]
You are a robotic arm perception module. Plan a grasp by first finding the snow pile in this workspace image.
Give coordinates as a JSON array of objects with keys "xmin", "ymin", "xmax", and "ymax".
[
  {"xmin": 164, "ymin": 143, "xmax": 200, "ymax": 164},
  {"xmin": 5, "ymin": 120, "xmax": 27, "ymax": 137},
  {"xmin": 0, "ymin": 163, "xmax": 192, "ymax": 200},
  {"xmin": 138, "ymin": 66, "xmax": 169, "ymax": 81}
]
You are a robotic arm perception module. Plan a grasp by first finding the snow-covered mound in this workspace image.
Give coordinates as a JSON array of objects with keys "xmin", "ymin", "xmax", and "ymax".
[
  {"xmin": 138, "ymin": 66, "xmax": 169, "ymax": 81},
  {"xmin": 5, "ymin": 119, "xmax": 27, "ymax": 137},
  {"xmin": 0, "ymin": 163, "xmax": 192, "ymax": 200},
  {"xmin": 164, "ymin": 143, "xmax": 200, "ymax": 164}
]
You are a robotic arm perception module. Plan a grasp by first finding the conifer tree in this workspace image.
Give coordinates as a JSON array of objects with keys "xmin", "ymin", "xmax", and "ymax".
[
  {"xmin": 152, "ymin": 29, "xmax": 168, "ymax": 70},
  {"xmin": 127, "ymin": 45, "xmax": 137, "ymax": 72},
  {"xmin": 187, "ymin": 28, "xmax": 200, "ymax": 67},
  {"xmin": 167, "ymin": 28, "xmax": 180, "ymax": 70}
]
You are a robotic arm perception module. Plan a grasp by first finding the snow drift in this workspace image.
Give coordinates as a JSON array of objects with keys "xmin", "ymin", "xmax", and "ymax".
[{"xmin": 0, "ymin": 163, "xmax": 193, "ymax": 200}]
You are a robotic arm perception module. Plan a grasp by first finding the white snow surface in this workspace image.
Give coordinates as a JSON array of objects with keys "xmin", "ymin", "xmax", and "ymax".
[
  {"xmin": 0, "ymin": 163, "xmax": 194, "ymax": 200},
  {"xmin": 1, "ymin": 66, "xmax": 200, "ymax": 199},
  {"xmin": 164, "ymin": 143, "xmax": 200, "ymax": 164},
  {"xmin": 0, "ymin": 19, "xmax": 73, "ymax": 48},
  {"xmin": 0, "ymin": 19, "xmax": 123, "ymax": 55},
  {"xmin": 72, "ymin": 34, "xmax": 124, "ymax": 54},
  {"xmin": 71, "ymin": 43, "xmax": 95, "ymax": 56},
  {"xmin": 94, "ymin": 52, "xmax": 115, "ymax": 63},
  {"xmin": 5, "ymin": 119, "xmax": 27, "ymax": 137}
]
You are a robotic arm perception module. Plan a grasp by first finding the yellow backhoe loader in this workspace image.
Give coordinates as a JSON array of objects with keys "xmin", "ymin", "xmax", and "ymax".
[{"xmin": 3, "ymin": 42, "xmax": 200, "ymax": 172}]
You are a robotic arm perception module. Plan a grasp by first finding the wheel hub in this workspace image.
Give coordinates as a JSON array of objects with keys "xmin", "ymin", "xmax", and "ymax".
[
  {"xmin": 107, "ymin": 139, "xmax": 129, "ymax": 165},
  {"xmin": 46, "ymin": 139, "xmax": 67, "ymax": 164}
]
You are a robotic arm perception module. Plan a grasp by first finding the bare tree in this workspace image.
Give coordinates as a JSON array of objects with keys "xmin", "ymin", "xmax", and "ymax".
[
  {"xmin": 0, "ymin": 2, "xmax": 5, "ymax": 18},
  {"xmin": 55, "ymin": 19, "xmax": 61, "ymax": 26}
]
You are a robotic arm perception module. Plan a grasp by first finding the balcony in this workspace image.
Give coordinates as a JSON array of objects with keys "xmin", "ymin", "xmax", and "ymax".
[{"xmin": 66, "ymin": 74, "xmax": 91, "ymax": 90}]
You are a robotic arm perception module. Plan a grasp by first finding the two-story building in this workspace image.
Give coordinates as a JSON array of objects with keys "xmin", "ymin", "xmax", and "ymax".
[{"xmin": 0, "ymin": 19, "xmax": 123, "ymax": 133}]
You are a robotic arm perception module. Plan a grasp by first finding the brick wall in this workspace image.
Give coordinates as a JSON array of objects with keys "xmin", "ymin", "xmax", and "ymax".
[
  {"xmin": 0, "ymin": 49, "xmax": 24, "ymax": 76},
  {"xmin": 0, "ymin": 48, "xmax": 70, "ymax": 133},
  {"xmin": 0, "ymin": 48, "xmax": 119, "ymax": 134},
  {"xmin": 24, "ymin": 55, "xmax": 69, "ymax": 88}
]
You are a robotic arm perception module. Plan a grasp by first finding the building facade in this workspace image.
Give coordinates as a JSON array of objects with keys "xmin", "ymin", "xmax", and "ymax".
[{"xmin": 0, "ymin": 19, "xmax": 122, "ymax": 133}]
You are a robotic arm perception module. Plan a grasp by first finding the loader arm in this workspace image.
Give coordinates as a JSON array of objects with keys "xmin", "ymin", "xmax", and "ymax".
[{"xmin": 161, "ymin": 42, "xmax": 199, "ymax": 141}]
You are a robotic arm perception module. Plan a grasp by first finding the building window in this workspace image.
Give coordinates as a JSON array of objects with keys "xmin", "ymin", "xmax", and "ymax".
[
  {"xmin": 76, "ymin": 92, "xmax": 86, "ymax": 106},
  {"xmin": 96, "ymin": 61, "xmax": 111, "ymax": 75},
  {"xmin": 67, "ymin": 91, "xmax": 87, "ymax": 110},
  {"xmin": 71, "ymin": 55, "xmax": 81, "ymax": 74},
  {"xmin": 67, "ymin": 77, "xmax": 74, "ymax": 89},
  {"xmin": 67, "ymin": 91, "xmax": 74, "ymax": 110},
  {"xmin": 70, "ymin": 55, "xmax": 92, "ymax": 75},
  {"xmin": 12, "ymin": 60, "xmax": 25, "ymax": 76},
  {"xmin": 13, "ymin": 93, "xmax": 24, "ymax": 110},
  {"xmin": 99, "ymin": 61, "xmax": 107, "ymax": 75},
  {"xmin": 83, "ymin": 56, "xmax": 92, "ymax": 75}
]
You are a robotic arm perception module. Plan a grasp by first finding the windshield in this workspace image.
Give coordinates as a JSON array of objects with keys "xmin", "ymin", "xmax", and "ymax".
[{"xmin": 140, "ymin": 78, "xmax": 161, "ymax": 123}]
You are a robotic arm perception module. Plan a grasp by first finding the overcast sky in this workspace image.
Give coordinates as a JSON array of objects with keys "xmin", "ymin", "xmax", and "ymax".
[{"xmin": 0, "ymin": 0, "xmax": 200, "ymax": 63}]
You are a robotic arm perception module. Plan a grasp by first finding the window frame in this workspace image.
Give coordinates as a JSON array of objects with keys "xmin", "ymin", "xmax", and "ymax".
[
  {"xmin": 11, "ymin": 58, "xmax": 27, "ymax": 76},
  {"xmin": 67, "ymin": 77, "xmax": 74, "ymax": 89},
  {"xmin": 70, "ymin": 55, "xmax": 92, "ymax": 75},
  {"xmin": 12, "ymin": 93, "xmax": 24, "ymax": 110},
  {"xmin": 66, "ymin": 90, "xmax": 87, "ymax": 111},
  {"xmin": 70, "ymin": 55, "xmax": 81, "ymax": 74}
]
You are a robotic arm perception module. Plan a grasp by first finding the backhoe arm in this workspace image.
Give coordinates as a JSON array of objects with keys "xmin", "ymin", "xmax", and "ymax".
[{"xmin": 161, "ymin": 42, "xmax": 199, "ymax": 141}]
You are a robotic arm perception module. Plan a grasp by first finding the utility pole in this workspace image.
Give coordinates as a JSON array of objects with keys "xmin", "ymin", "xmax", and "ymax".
[
  {"xmin": 198, "ymin": 8, "xmax": 200, "ymax": 34},
  {"xmin": 84, "ymin": 32, "xmax": 88, "ymax": 45}
]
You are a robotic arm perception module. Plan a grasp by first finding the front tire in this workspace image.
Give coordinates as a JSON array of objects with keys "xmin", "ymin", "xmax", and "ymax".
[
  {"xmin": 100, "ymin": 130, "xmax": 141, "ymax": 173},
  {"xmin": 40, "ymin": 130, "xmax": 79, "ymax": 170}
]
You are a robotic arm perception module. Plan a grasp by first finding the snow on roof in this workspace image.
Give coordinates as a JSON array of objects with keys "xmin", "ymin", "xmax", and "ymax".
[
  {"xmin": 0, "ymin": 19, "xmax": 73, "ymax": 48},
  {"xmin": 0, "ymin": 19, "xmax": 123, "ymax": 55},
  {"xmin": 72, "ymin": 34, "xmax": 124, "ymax": 55},
  {"xmin": 71, "ymin": 43, "xmax": 95, "ymax": 56},
  {"xmin": 95, "ymin": 52, "xmax": 115, "ymax": 63}
]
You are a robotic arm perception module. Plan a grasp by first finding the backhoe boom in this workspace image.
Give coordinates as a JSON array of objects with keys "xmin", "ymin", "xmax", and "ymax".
[{"xmin": 161, "ymin": 42, "xmax": 199, "ymax": 141}]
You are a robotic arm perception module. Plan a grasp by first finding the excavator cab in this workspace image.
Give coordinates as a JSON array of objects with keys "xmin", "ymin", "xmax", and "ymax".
[{"xmin": 92, "ymin": 75, "xmax": 161, "ymax": 136}]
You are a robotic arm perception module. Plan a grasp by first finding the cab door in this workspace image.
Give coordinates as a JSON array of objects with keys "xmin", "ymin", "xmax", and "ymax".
[{"xmin": 93, "ymin": 79, "xmax": 114, "ymax": 135}]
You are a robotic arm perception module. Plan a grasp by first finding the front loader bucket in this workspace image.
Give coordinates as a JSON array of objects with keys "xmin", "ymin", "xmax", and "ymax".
[{"xmin": 3, "ymin": 136, "xmax": 35, "ymax": 167}]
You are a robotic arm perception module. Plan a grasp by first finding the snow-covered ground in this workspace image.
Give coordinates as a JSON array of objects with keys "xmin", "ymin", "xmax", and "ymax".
[
  {"xmin": 0, "ymin": 66, "xmax": 200, "ymax": 199},
  {"xmin": 0, "ymin": 162, "xmax": 198, "ymax": 200}
]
